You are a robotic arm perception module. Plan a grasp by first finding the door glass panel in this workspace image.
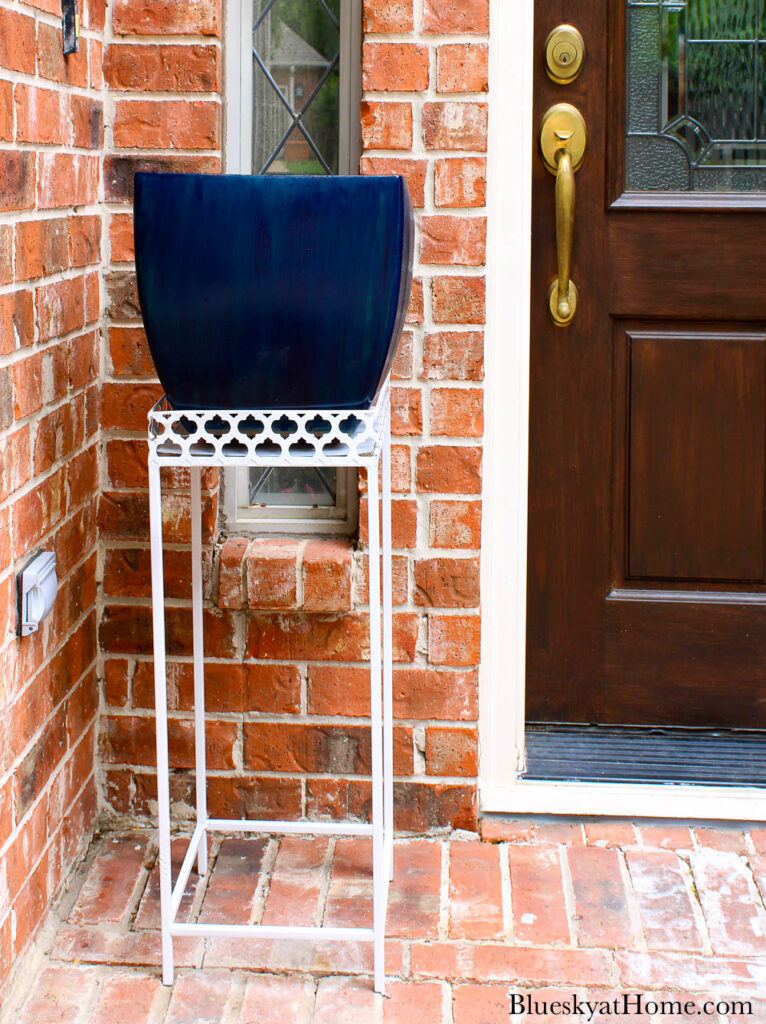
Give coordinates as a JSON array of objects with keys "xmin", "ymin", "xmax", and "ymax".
[{"xmin": 626, "ymin": 0, "xmax": 766, "ymax": 191}]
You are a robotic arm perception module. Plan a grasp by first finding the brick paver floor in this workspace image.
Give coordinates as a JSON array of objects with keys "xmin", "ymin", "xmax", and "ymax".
[{"xmin": 4, "ymin": 819, "xmax": 766, "ymax": 1023}]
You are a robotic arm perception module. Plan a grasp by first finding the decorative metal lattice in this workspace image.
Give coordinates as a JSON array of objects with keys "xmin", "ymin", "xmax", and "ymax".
[
  {"xmin": 148, "ymin": 386, "xmax": 389, "ymax": 468},
  {"xmin": 626, "ymin": 0, "xmax": 766, "ymax": 191},
  {"xmin": 253, "ymin": 0, "xmax": 341, "ymax": 174}
]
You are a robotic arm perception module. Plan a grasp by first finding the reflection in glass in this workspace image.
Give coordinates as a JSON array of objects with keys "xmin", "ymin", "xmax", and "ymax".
[
  {"xmin": 253, "ymin": 0, "xmax": 340, "ymax": 175},
  {"xmin": 249, "ymin": 466, "xmax": 337, "ymax": 507},
  {"xmin": 626, "ymin": 0, "xmax": 766, "ymax": 191}
]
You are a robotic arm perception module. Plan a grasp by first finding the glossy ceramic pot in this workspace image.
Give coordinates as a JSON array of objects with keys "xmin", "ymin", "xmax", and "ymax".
[{"xmin": 133, "ymin": 172, "xmax": 414, "ymax": 410}]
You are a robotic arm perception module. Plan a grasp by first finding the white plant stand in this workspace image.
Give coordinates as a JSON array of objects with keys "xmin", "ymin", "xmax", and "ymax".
[{"xmin": 147, "ymin": 381, "xmax": 394, "ymax": 993}]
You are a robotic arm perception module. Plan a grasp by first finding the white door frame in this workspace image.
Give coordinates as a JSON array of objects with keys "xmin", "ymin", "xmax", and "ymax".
[{"xmin": 479, "ymin": 0, "xmax": 766, "ymax": 822}]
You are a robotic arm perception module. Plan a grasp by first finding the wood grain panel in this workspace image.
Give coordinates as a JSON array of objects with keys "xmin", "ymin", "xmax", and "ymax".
[{"xmin": 626, "ymin": 330, "xmax": 766, "ymax": 582}]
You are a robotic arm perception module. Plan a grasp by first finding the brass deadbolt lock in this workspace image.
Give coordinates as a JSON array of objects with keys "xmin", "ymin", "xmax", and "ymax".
[{"xmin": 545, "ymin": 25, "xmax": 585, "ymax": 84}]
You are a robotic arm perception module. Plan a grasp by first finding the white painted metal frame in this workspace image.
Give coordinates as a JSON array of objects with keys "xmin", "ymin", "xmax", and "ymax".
[
  {"xmin": 480, "ymin": 0, "xmax": 766, "ymax": 822},
  {"xmin": 148, "ymin": 383, "xmax": 395, "ymax": 992}
]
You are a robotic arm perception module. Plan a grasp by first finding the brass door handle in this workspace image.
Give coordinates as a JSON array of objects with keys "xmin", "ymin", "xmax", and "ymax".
[{"xmin": 540, "ymin": 103, "xmax": 587, "ymax": 326}]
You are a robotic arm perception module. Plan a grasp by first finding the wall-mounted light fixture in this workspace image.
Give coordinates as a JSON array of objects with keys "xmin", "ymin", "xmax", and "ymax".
[
  {"xmin": 61, "ymin": 0, "xmax": 80, "ymax": 55},
  {"xmin": 17, "ymin": 551, "xmax": 58, "ymax": 637}
]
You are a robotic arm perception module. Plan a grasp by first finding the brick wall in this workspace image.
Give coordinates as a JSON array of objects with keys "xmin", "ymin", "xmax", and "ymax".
[
  {"xmin": 0, "ymin": 0, "xmax": 104, "ymax": 984},
  {"xmin": 1, "ymin": 0, "xmax": 489, "ymax": 979},
  {"xmin": 97, "ymin": 0, "xmax": 487, "ymax": 836}
]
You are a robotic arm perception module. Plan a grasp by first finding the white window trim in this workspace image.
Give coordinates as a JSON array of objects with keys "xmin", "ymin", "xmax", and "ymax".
[
  {"xmin": 222, "ymin": 0, "xmax": 360, "ymax": 536},
  {"xmin": 480, "ymin": 0, "xmax": 766, "ymax": 821}
]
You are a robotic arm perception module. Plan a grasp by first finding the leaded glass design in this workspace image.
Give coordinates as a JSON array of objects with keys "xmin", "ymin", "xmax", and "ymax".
[
  {"xmin": 253, "ymin": 0, "xmax": 341, "ymax": 174},
  {"xmin": 626, "ymin": 0, "xmax": 766, "ymax": 191},
  {"xmin": 246, "ymin": 0, "xmax": 351, "ymax": 525}
]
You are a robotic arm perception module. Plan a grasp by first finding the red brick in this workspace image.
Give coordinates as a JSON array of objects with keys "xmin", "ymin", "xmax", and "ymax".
[
  {"xmin": 390, "ymin": 385, "xmax": 423, "ymax": 436},
  {"xmin": 421, "ymin": 216, "xmax": 486, "ymax": 266},
  {"xmin": 100, "ymin": 714, "xmax": 237, "ymax": 770},
  {"xmin": 114, "ymin": 99, "xmax": 220, "ymax": 149},
  {"xmin": 423, "ymin": 0, "xmax": 489, "ymax": 33},
  {"xmin": 428, "ymin": 613, "xmax": 481, "ymax": 666},
  {"xmin": 615, "ymin": 950, "xmax": 766, "ymax": 996},
  {"xmin": 99, "ymin": 602, "xmax": 235, "ymax": 657},
  {"xmin": 245, "ymin": 538, "xmax": 300, "ymax": 609},
  {"xmin": 432, "ymin": 276, "xmax": 485, "ymax": 324},
  {"xmin": 508, "ymin": 843, "xmax": 570, "ymax": 945},
  {"xmin": 568, "ymin": 846, "xmax": 636, "ymax": 949},
  {"xmin": 90, "ymin": 971, "xmax": 162, "ymax": 1024},
  {"xmin": 584, "ymin": 821, "xmax": 637, "ymax": 848},
  {"xmin": 450, "ymin": 840, "xmax": 503, "ymax": 938},
  {"xmin": 691, "ymin": 849, "xmax": 766, "ymax": 955},
  {"xmin": 36, "ymin": 21, "xmax": 89, "ymax": 86},
  {"xmin": 10, "ymin": 352, "xmax": 44, "ymax": 419},
  {"xmin": 206, "ymin": 776, "xmax": 302, "ymax": 821},
  {"xmin": 453, "ymin": 984, "xmax": 511, "ymax": 1024},
  {"xmin": 363, "ymin": 43, "xmax": 430, "ymax": 92},
  {"xmin": 113, "ymin": 0, "xmax": 222, "ymax": 36},
  {"xmin": 71, "ymin": 95, "xmax": 104, "ymax": 149},
  {"xmin": 386, "ymin": 838, "xmax": 442, "ymax": 938},
  {"xmin": 303, "ymin": 539, "xmax": 352, "ymax": 612},
  {"xmin": 36, "ymin": 277, "xmax": 86, "ymax": 342},
  {"xmin": 0, "ymin": 152, "xmax": 37, "ymax": 212},
  {"xmin": 0, "ymin": 81, "xmax": 12, "ymax": 142},
  {"xmin": 109, "ymin": 213, "xmax": 135, "ymax": 262},
  {"xmin": 431, "ymin": 387, "xmax": 483, "ymax": 436},
  {"xmin": 694, "ymin": 825, "xmax": 748, "ymax": 853},
  {"xmin": 69, "ymin": 835, "xmax": 148, "ymax": 925},
  {"xmin": 190, "ymin": 835, "xmax": 263, "ymax": 923},
  {"xmin": 262, "ymin": 836, "xmax": 328, "ymax": 927},
  {"xmin": 105, "ymin": 43, "xmax": 221, "ymax": 92},
  {"xmin": 626, "ymin": 850, "xmax": 704, "ymax": 952},
  {"xmin": 0, "ymin": 291, "xmax": 34, "ymax": 353},
  {"xmin": 218, "ymin": 536, "xmax": 248, "ymax": 609},
  {"xmin": 364, "ymin": 0, "xmax": 413, "ymax": 32},
  {"xmin": 360, "ymin": 156, "xmax": 427, "ymax": 207},
  {"xmin": 638, "ymin": 824, "xmax": 694, "ymax": 850},
  {"xmin": 166, "ymin": 973, "xmax": 233, "ymax": 1024},
  {"xmin": 16, "ymin": 82, "xmax": 71, "ymax": 147},
  {"xmin": 15, "ymin": 217, "xmax": 70, "ymax": 281},
  {"xmin": 69, "ymin": 216, "xmax": 102, "ymax": 268},
  {"xmin": 18, "ymin": 964, "xmax": 98, "ymax": 1024},
  {"xmin": 100, "ymin": 382, "xmax": 163, "ymax": 430},
  {"xmin": 0, "ymin": 427, "xmax": 32, "ymax": 502},
  {"xmin": 424, "ymin": 102, "xmax": 488, "ymax": 151},
  {"xmin": 411, "ymin": 942, "xmax": 611, "ymax": 986},
  {"xmin": 437, "ymin": 43, "xmax": 489, "ymax": 93},
  {"xmin": 435, "ymin": 157, "xmax": 487, "ymax": 207},
  {"xmin": 417, "ymin": 445, "xmax": 482, "ymax": 494},
  {"xmin": 0, "ymin": 8, "xmax": 36, "ymax": 74},
  {"xmin": 415, "ymin": 556, "xmax": 480, "ymax": 607},
  {"xmin": 105, "ymin": 269, "xmax": 140, "ymax": 319},
  {"xmin": 392, "ymin": 331, "xmax": 414, "ymax": 379},
  {"xmin": 104, "ymin": 154, "xmax": 221, "ymax": 202},
  {"xmin": 426, "ymin": 725, "xmax": 478, "ymax": 776},
  {"xmin": 384, "ymin": 981, "xmax": 444, "ymax": 1023},
  {"xmin": 361, "ymin": 100, "xmax": 413, "ymax": 150},
  {"xmin": 407, "ymin": 277, "xmax": 424, "ymax": 324},
  {"xmin": 108, "ymin": 326, "xmax": 156, "ymax": 376},
  {"xmin": 240, "ymin": 975, "xmax": 314, "ymax": 1024},
  {"xmin": 750, "ymin": 827, "xmax": 766, "ymax": 854},
  {"xmin": 38, "ymin": 153, "xmax": 99, "ymax": 209},
  {"xmin": 243, "ymin": 721, "xmax": 412, "ymax": 775},
  {"xmin": 395, "ymin": 667, "xmax": 478, "ymax": 719},
  {"xmin": 51, "ymin": 922, "xmax": 201, "ymax": 968}
]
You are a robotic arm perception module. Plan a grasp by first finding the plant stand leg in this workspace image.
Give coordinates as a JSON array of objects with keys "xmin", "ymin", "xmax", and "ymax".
[
  {"xmin": 190, "ymin": 467, "xmax": 208, "ymax": 876},
  {"xmin": 149, "ymin": 461, "xmax": 175, "ymax": 986},
  {"xmin": 368, "ymin": 463, "xmax": 385, "ymax": 995},
  {"xmin": 381, "ymin": 419, "xmax": 394, "ymax": 880}
]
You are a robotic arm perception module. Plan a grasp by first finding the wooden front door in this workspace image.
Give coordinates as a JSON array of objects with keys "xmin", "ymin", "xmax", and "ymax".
[{"xmin": 527, "ymin": 0, "xmax": 766, "ymax": 729}]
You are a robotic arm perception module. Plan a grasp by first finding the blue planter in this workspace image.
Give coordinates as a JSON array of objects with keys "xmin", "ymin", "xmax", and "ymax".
[{"xmin": 133, "ymin": 172, "xmax": 414, "ymax": 411}]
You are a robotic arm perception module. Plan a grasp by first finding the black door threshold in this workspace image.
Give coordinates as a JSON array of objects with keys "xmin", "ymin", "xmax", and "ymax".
[{"xmin": 523, "ymin": 725, "xmax": 766, "ymax": 786}]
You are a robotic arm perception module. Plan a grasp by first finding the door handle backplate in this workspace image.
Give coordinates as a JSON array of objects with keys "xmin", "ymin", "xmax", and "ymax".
[{"xmin": 540, "ymin": 103, "xmax": 587, "ymax": 326}]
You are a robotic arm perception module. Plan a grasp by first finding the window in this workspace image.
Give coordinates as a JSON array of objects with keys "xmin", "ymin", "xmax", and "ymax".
[{"xmin": 224, "ymin": 0, "xmax": 362, "ymax": 534}]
